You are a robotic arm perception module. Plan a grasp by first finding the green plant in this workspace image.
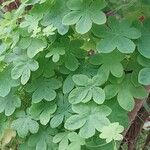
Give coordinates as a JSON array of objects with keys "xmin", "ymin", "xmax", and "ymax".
[{"xmin": 0, "ymin": 0, "xmax": 150, "ymax": 149}]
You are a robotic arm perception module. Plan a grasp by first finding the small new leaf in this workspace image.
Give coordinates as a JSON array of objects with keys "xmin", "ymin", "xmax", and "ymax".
[{"xmin": 99, "ymin": 122, "xmax": 124, "ymax": 143}]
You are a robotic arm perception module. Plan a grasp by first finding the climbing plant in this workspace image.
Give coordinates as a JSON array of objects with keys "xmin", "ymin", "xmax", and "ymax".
[{"xmin": 0, "ymin": 0, "xmax": 150, "ymax": 149}]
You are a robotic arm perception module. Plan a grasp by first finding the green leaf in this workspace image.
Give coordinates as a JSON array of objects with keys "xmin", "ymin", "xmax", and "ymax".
[
  {"xmin": 43, "ymin": 24, "xmax": 56, "ymax": 37},
  {"xmin": 106, "ymin": 99, "xmax": 129, "ymax": 128},
  {"xmin": 26, "ymin": 77, "xmax": 62, "ymax": 103},
  {"xmin": 89, "ymin": 51, "xmax": 124, "ymax": 78},
  {"xmin": 20, "ymin": 15, "xmax": 42, "ymax": 35},
  {"xmin": 60, "ymin": 39, "xmax": 85, "ymax": 71},
  {"xmin": 138, "ymin": 19, "xmax": 150, "ymax": 58},
  {"xmin": 72, "ymin": 74, "xmax": 89, "ymax": 86},
  {"xmin": 99, "ymin": 122, "xmax": 124, "ymax": 143},
  {"xmin": 105, "ymin": 75, "xmax": 148, "ymax": 111},
  {"xmin": 46, "ymin": 45, "xmax": 65, "ymax": 62},
  {"xmin": 85, "ymin": 137, "xmax": 114, "ymax": 150},
  {"xmin": 65, "ymin": 54, "xmax": 79, "ymax": 71},
  {"xmin": 50, "ymin": 94, "xmax": 72, "ymax": 128},
  {"xmin": 29, "ymin": 101, "xmax": 57, "ymax": 125},
  {"xmin": 53, "ymin": 132, "xmax": 85, "ymax": 150},
  {"xmin": 92, "ymin": 17, "xmax": 141, "ymax": 53},
  {"xmin": 11, "ymin": 57, "xmax": 39, "ymax": 85},
  {"xmin": 0, "ymin": 67, "xmax": 19, "ymax": 97},
  {"xmin": 27, "ymin": 38, "xmax": 47, "ymax": 58},
  {"xmin": 65, "ymin": 102, "xmax": 111, "ymax": 138},
  {"xmin": 138, "ymin": 68, "xmax": 150, "ymax": 85},
  {"xmin": 69, "ymin": 74, "xmax": 105, "ymax": 104},
  {"xmin": 53, "ymin": 132, "xmax": 69, "ymax": 150},
  {"xmin": 63, "ymin": 0, "xmax": 107, "ymax": 34},
  {"xmin": 63, "ymin": 75, "xmax": 75, "ymax": 94},
  {"xmin": 11, "ymin": 113, "xmax": 39, "ymax": 138},
  {"xmin": 0, "ymin": 90, "xmax": 21, "ymax": 116},
  {"xmin": 92, "ymin": 87, "xmax": 105, "ymax": 104},
  {"xmin": 32, "ymin": 58, "xmax": 56, "ymax": 78},
  {"xmin": 137, "ymin": 55, "xmax": 150, "ymax": 68},
  {"xmin": 28, "ymin": 127, "xmax": 58, "ymax": 150},
  {"xmin": 41, "ymin": 0, "xmax": 69, "ymax": 35},
  {"xmin": 1, "ymin": 0, "xmax": 150, "ymax": 148},
  {"xmin": 104, "ymin": 85, "xmax": 119, "ymax": 99}
]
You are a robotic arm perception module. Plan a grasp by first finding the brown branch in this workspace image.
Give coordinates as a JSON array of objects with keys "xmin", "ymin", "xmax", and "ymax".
[{"xmin": 120, "ymin": 94, "xmax": 150, "ymax": 150}]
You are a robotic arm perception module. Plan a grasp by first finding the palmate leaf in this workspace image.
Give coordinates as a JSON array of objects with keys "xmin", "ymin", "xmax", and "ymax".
[
  {"xmin": 19, "ymin": 1, "xmax": 52, "ymax": 37},
  {"xmin": 26, "ymin": 77, "xmax": 62, "ymax": 103},
  {"xmin": 11, "ymin": 57, "xmax": 39, "ymax": 85},
  {"xmin": 0, "ymin": 67, "xmax": 19, "ymax": 97},
  {"xmin": 6, "ymin": 47, "xmax": 39, "ymax": 85},
  {"xmin": 27, "ymin": 127, "xmax": 58, "ymax": 150},
  {"xmin": 20, "ymin": 15, "xmax": 42, "ymax": 35},
  {"xmin": 43, "ymin": 24, "xmax": 56, "ymax": 37},
  {"xmin": 53, "ymin": 132, "xmax": 85, "ymax": 150},
  {"xmin": 29, "ymin": 101, "xmax": 57, "ymax": 125},
  {"xmin": 32, "ymin": 57, "xmax": 56, "ymax": 79},
  {"xmin": 11, "ymin": 112, "xmax": 39, "ymax": 138},
  {"xmin": 65, "ymin": 102, "xmax": 111, "ymax": 138},
  {"xmin": 0, "ymin": 90, "xmax": 21, "ymax": 116},
  {"xmin": 138, "ymin": 19, "xmax": 150, "ymax": 58},
  {"xmin": 69, "ymin": 74, "xmax": 105, "ymax": 104},
  {"xmin": 18, "ymin": 37, "xmax": 47, "ymax": 58},
  {"xmin": 92, "ymin": 17, "xmax": 141, "ymax": 53},
  {"xmin": 27, "ymin": 38, "xmax": 47, "ymax": 58},
  {"xmin": 104, "ymin": 75, "xmax": 148, "ymax": 111},
  {"xmin": 41, "ymin": 0, "xmax": 69, "ymax": 35},
  {"xmin": 63, "ymin": 0, "xmax": 107, "ymax": 34},
  {"xmin": 60, "ymin": 38, "xmax": 86, "ymax": 71},
  {"xmin": 50, "ymin": 93, "xmax": 72, "ymax": 128},
  {"xmin": 99, "ymin": 122, "xmax": 124, "ymax": 143},
  {"xmin": 45, "ymin": 43, "xmax": 65, "ymax": 62},
  {"xmin": 89, "ymin": 51, "xmax": 125, "ymax": 79}
]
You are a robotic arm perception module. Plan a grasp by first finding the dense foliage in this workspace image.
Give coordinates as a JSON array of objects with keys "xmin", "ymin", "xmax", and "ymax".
[{"xmin": 0, "ymin": 0, "xmax": 150, "ymax": 149}]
